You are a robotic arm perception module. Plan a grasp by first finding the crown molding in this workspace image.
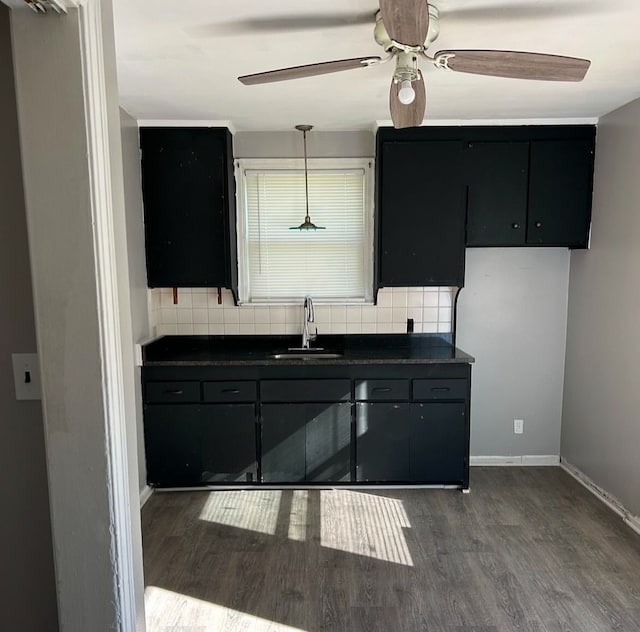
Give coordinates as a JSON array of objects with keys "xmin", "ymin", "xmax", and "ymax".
[{"xmin": 137, "ymin": 119, "xmax": 237, "ymax": 134}]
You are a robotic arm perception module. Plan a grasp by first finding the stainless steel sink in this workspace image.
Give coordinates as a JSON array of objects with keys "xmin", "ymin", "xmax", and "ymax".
[{"xmin": 271, "ymin": 350, "xmax": 343, "ymax": 360}]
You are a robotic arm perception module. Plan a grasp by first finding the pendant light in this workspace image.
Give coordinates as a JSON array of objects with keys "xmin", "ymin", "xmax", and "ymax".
[{"xmin": 290, "ymin": 124, "xmax": 326, "ymax": 230}]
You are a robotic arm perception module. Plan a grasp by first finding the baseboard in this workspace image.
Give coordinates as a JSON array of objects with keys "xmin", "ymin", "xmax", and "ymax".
[
  {"xmin": 470, "ymin": 455, "xmax": 560, "ymax": 466},
  {"xmin": 560, "ymin": 458, "xmax": 640, "ymax": 537},
  {"xmin": 522, "ymin": 455, "xmax": 561, "ymax": 466},
  {"xmin": 139, "ymin": 485, "xmax": 153, "ymax": 508}
]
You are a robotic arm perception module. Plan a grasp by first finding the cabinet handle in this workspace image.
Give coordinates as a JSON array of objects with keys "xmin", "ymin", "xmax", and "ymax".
[
  {"xmin": 222, "ymin": 388, "xmax": 241, "ymax": 394},
  {"xmin": 511, "ymin": 223, "xmax": 520, "ymax": 229},
  {"xmin": 535, "ymin": 221, "xmax": 542, "ymax": 228},
  {"xmin": 431, "ymin": 387, "xmax": 450, "ymax": 393},
  {"xmin": 164, "ymin": 389, "xmax": 184, "ymax": 395},
  {"xmin": 372, "ymin": 387, "xmax": 393, "ymax": 393}
]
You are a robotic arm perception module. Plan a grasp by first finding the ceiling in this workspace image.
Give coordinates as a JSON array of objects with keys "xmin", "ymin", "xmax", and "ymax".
[{"xmin": 112, "ymin": 0, "xmax": 640, "ymax": 131}]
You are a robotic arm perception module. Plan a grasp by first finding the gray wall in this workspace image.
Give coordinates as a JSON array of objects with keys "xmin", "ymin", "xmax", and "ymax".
[
  {"xmin": 234, "ymin": 130, "xmax": 374, "ymax": 158},
  {"xmin": 0, "ymin": 6, "xmax": 58, "ymax": 629},
  {"xmin": 562, "ymin": 98, "xmax": 640, "ymax": 516},
  {"xmin": 457, "ymin": 248, "xmax": 570, "ymax": 458},
  {"xmin": 120, "ymin": 108, "xmax": 150, "ymax": 494}
]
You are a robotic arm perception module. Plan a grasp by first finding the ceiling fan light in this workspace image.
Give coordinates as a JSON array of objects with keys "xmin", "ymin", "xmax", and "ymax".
[{"xmin": 398, "ymin": 79, "xmax": 416, "ymax": 104}]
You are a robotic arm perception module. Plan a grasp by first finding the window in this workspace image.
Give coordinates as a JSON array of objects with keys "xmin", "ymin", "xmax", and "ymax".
[{"xmin": 236, "ymin": 158, "xmax": 374, "ymax": 304}]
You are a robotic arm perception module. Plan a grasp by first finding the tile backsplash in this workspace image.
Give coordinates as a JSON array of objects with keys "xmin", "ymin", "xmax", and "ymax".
[{"xmin": 150, "ymin": 287, "xmax": 455, "ymax": 337}]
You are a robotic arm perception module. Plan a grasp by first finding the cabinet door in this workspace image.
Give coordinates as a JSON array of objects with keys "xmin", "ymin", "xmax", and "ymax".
[
  {"xmin": 378, "ymin": 140, "xmax": 465, "ymax": 286},
  {"xmin": 356, "ymin": 402, "xmax": 411, "ymax": 482},
  {"xmin": 527, "ymin": 138, "xmax": 594, "ymax": 247},
  {"xmin": 261, "ymin": 404, "xmax": 306, "ymax": 482},
  {"xmin": 410, "ymin": 402, "xmax": 466, "ymax": 483},
  {"xmin": 305, "ymin": 402, "xmax": 351, "ymax": 482},
  {"xmin": 201, "ymin": 404, "xmax": 257, "ymax": 483},
  {"xmin": 465, "ymin": 141, "xmax": 528, "ymax": 246},
  {"xmin": 144, "ymin": 405, "xmax": 201, "ymax": 487},
  {"xmin": 141, "ymin": 127, "xmax": 231, "ymax": 287},
  {"xmin": 262, "ymin": 403, "xmax": 352, "ymax": 483}
]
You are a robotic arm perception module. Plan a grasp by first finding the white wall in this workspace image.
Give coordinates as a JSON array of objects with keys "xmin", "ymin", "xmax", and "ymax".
[
  {"xmin": 120, "ymin": 107, "xmax": 151, "ymax": 495},
  {"xmin": 11, "ymin": 2, "xmax": 144, "ymax": 629},
  {"xmin": 0, "ymin": 6, "xmax": 58, "ymax": 629},
  {"xmin": 457, "ymin": 248, "xmax": 570, "ymax": 458},
  {"xmin": 562, "ymin": 98, "xmax": 640, "ymax": 517}
]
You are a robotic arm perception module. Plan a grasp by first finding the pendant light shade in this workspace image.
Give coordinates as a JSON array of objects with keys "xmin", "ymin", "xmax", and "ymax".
[{"xmin": 290, "ymin": 124, "xmax": 326, "ymax": 230}]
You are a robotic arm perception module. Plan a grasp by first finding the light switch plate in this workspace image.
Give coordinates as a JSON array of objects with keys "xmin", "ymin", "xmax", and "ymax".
[{"xmin": 11, "ymin": 353, "xmax": 42, "ymax": 400}]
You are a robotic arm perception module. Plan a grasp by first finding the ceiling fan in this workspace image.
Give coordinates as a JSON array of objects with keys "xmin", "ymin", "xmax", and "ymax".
[{"xmin": 237, "ymin": 0, "xmax": 591, "ymax": 129}]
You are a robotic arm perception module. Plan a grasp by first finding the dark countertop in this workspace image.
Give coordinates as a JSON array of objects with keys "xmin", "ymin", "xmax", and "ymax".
[{"xmin": 143, "ymin": 334, "xmax": 475, "ymax": 366}]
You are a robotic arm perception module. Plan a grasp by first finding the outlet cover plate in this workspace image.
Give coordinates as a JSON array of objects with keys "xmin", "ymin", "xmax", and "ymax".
[{"xmin": 514, "ymin": 418, "xmax": 524, "ymax": 434}]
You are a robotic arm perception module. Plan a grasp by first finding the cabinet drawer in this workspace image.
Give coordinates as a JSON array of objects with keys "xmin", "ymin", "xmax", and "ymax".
[
  {"xmin": 261, "ymin": 379, "xmax": 351, "ymax": 403},
  {"xmin": 203, "ymin": 381, "xmax": 256, "ymax": 403},
  {"xmin": 412, "ymin": 379, "xmax": 467, "ymax": 401},
  {"xmin": 355, "ymin": 379, "xmax": 409, "ymax": 401},
  {"xmin": 145, "ymin": 381, "xmax": 201, "ymax": 403}
]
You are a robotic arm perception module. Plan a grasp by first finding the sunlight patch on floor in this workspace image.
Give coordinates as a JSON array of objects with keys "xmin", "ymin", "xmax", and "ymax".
[
  {"xmin": 320, "ymin": 489, "xmax": 414, "ymax": 566},
  {"xmin": 145, "ymin": 586, "xmax": 307, "ymax": 632},
  {"xmin": 287, "ymin": 489, "xmax": 308, "ymax": 542},
  {"xmin": 199, "ymin": 490, "xmax": 282, "ymax": 535},
  {"xmin": 197, "ymin": 488, "xmax": 413, "ymax": 566}
]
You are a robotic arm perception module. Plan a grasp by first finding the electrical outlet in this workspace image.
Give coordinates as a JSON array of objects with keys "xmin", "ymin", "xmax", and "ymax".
[{"xmin": 514, "ymin": 418, "xmax": 524, "ymax": 434}]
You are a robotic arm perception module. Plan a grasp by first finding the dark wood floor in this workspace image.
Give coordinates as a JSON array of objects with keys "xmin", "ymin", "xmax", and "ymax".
[{"xmin": 142, "ymin": 468, "xmax": 640, "ymax": 632}]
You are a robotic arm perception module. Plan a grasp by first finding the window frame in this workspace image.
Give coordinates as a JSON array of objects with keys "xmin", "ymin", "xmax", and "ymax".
[{"xmin": 235, "ymin": 157, "xmax": 375, "ymax": 305}]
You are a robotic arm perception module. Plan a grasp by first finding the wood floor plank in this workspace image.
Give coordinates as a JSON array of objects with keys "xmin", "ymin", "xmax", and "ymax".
[{"xmin": 142, "ymin": 468, "xmax": 640, "ymax": 632}]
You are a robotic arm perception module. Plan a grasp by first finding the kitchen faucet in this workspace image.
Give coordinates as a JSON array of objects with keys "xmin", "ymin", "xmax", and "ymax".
[{"xmin": 302, "ymin": 295, "xmax": 317, "ymax": 349}]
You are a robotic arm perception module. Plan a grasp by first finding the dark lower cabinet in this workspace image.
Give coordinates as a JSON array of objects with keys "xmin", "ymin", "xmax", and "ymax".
[
  {"xmin": 261, "ymin": 404, "xmax": 306, "ymax": 482},
  {"xmin": 145, "ymin": 405, "xmax": 201, "ymax": 487},
  {"xmin": 262, "ymin": 403, "xmax": 351, "ymax": 483},
  {"xmin": 356, "ymin": 402, "xmax": 410, "ymax": 482},
  {"xmin": 357, "ymin": 401, "xmax": 467, "ymax": 484},
  {"xmin": 142, "ymin": 362, "xmax": 471, "ymax": 489},
  {"xmin": 145, "ymin": 403, "xmax": 257, "ymax": 486},
  {"xmin": 201, "ymin": 404, "xmax": 257, "ymax": 483},
  {"xmin": 410, "ymin": 402, "xmax": 466, "ymax": 483}
]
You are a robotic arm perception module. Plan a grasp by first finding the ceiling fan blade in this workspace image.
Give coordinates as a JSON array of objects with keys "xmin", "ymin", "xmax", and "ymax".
[
  {"xmin": 389, "ymin": 73, "xmax": 426, "ymax": 129},
  {"xmin": 379, "ymin": 0, "xmax": 429, "ymax": 47},
  {"xmin": 435, "ymin": 50, "xmax": 590, "ymax": 82},
  {"xmin": 190, "ymin": 12, "xmax": 374, "ymax": 36},
  {"xmin": 444, "ymin": 2, "xmax": 610, "ymax": 23},
  {"xmin": 238, "ymin": 57, "xmax": 381, "ymax": 85}
]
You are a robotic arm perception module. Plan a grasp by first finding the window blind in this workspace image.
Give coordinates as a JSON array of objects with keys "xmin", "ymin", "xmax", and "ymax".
[{"xmin": 243, "ymin": 168, "xmax": 368, "ymax": 302}]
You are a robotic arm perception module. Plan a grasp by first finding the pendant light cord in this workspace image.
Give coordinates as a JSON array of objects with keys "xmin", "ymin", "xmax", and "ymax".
[{"xmin": 303, "ymin": 129, "xmax": 310, "ymax": 222}]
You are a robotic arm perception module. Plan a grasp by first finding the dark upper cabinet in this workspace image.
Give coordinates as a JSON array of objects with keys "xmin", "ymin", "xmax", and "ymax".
[
  {"xmin": 377, "ymin": 135, "xmax": 466, "ymax": 288},
  {"xmin": 527, "ymin": 138, "xmax": 594, "ymax": 247},
  {"xmin": 377, "ymin": 126, "xmax": 595, "ymax": 268},
  {"xmin": 465, "ymin": 141, "xmax": 529, "ymax": 247},
  {"xmin": 463, "ymin": 127, "xmax": 595, "ymax": 248},
  {"xmin": 140, "ymin": 127, "xmax": 238, "ymax": 292}
]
